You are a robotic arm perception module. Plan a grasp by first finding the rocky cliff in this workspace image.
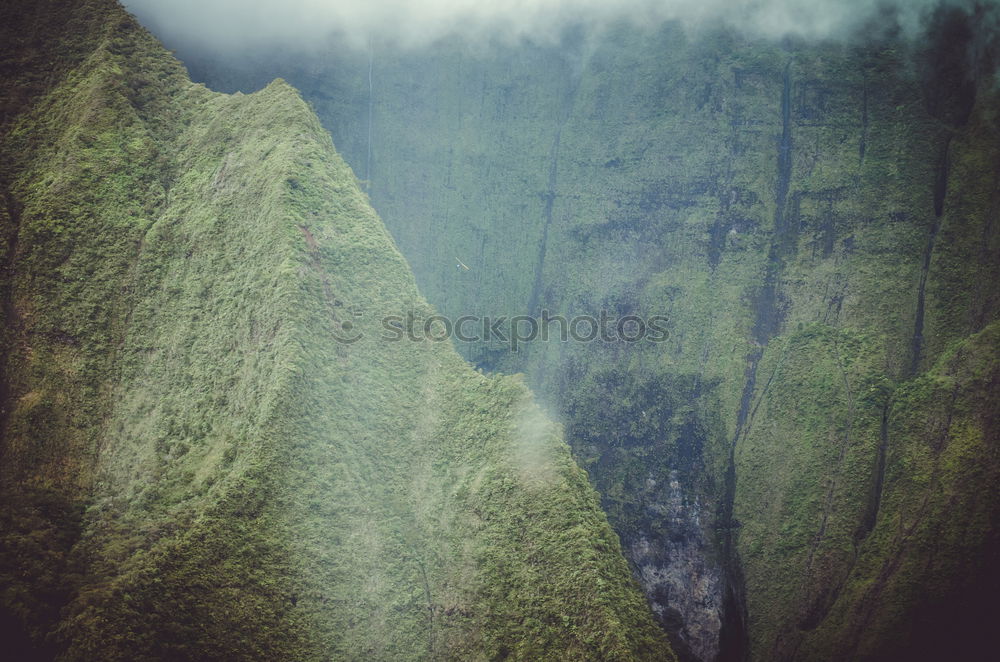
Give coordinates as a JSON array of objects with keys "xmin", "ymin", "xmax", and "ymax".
[{"xmin": 170, "ymin": 3, "xmax": 1000, "ymax": 660}]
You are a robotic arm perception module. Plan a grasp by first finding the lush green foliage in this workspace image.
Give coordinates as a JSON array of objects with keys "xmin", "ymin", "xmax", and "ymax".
[
  {"xmin": 186, "ymin": 12, "xmax": 1000, "ymax": 660},
  {"xmin": 0, "ymin": 1, "xmax": 674, "ymax": 659}
]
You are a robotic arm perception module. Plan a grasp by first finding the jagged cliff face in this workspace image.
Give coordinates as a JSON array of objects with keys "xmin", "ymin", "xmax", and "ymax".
[
  {"xmin": 0, "ymin": 1, "xmax": 675, "ymax": 660},
  {"xmin": 173, "ymin": 4, "xmax": 1000, "ymax": 661}
]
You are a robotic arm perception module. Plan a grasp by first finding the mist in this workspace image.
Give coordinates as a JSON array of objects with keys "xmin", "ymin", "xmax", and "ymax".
[{"xmin": 123, "ymin": 0, "xmax": 952, "ymax": 52}]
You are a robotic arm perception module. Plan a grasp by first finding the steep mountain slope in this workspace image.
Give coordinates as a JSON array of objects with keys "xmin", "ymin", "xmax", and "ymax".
[
  {"xmin": 172, "ymin": 4, "xmax": 1000, "ymax": 660},
  {"xmin": 0, "ymin": 1, "xmax": 674, "ymax": 660}
]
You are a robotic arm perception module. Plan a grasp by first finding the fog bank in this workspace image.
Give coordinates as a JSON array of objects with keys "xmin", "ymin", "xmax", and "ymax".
[{"xmin": 124, "ymin": 0, "xmax": 958, "ymax": 52}]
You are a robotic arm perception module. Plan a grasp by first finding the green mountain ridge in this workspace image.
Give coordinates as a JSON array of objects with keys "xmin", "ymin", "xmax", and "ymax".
[
  {"xmin": 0, "ymin": 1, "xmax": 673, "ymax": 659},
  {"xmin": 168, "ymin": 4, "xmax": 1000, "ymax": 660}
]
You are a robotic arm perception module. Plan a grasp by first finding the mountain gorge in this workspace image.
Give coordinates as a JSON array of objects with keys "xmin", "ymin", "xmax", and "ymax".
[
  {"xmin": 161, "ymin": 2, "xmax": 1000, "ymax": 660},
  {"xmin": 2, "ymin": 0, "xmax": 999, "ymax": 660}
]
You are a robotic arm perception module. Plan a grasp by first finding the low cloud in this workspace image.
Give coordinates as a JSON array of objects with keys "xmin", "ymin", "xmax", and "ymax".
[{"xmin": 123, "ymin": 0, "xmax": 951, "ymax": 52}]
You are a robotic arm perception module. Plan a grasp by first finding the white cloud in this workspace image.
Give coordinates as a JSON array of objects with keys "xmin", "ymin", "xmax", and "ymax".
[{"xmin": 122, "ymin": 0, "xmax": 950, "ymax": 51}]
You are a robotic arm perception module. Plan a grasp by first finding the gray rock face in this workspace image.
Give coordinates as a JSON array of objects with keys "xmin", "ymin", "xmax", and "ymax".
[{"xmin": 630, "ymin": 471, "xmax": 724, "ymax": 662}]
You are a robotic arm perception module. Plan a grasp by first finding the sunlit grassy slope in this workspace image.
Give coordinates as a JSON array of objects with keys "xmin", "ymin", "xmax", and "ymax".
[{"xmin": 0, "ymin": 1, "xmax": 675, "ymax": 659}]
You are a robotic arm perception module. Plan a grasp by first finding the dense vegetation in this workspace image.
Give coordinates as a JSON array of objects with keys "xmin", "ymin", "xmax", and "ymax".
[
  {"xmin": 0, "ymin": 1, "xmax": 673, "ymax": 659},
  {"xmin": 176, "ymin": 4, "xmax": 1000, "ymax": 660}
]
